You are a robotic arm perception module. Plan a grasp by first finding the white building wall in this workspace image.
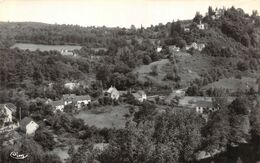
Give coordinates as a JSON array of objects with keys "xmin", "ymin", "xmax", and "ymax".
[
  {"xmin": 26, "ymin": 122, "xmax": 39, "ymax": 135},
  {"xmin": 4, "ymin": 106, "xmax": 12, "ymax": 123}
]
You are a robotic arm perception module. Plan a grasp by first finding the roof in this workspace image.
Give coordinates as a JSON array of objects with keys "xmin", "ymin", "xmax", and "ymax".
[
  {"xmin": 5, "ymin": 103, "xmax": 17, "ymax": 113},
  {"xmin": 74, "ymin": 95, "xmax": 91, "ymax": 101},
  {"xmin": 179, "ymin": 96, "xmax": 213, "ymax": 108},
  {"xmin": 194, "ymin": 101, "xmax": 213, "ymax": 108},
  {"xmin": 107, "ymin": 86, "xmax": 119, "ymax": 94},
  {"xmin": 0, "ymin": 103, "xmax": 16, "ymax": 113},
  {"xmin": 132, "ymin": 90, "xmax": 146, "ymax": 99},
  {"xmin": 62, "ymin": 94, "xmax": 76, "ymax": 101},
  {"xmin": 49, "ymin": 100, "xmax": 64, "ymax": 107},
  {"xmin": 20, "ymin": 117, "xmax": 34, "ymax": 128}
]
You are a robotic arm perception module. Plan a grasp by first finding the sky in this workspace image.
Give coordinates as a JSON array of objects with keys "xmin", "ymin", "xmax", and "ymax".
[{"xmin": 0, "ymin": 0, "xmax": 259, "ymax": 28}]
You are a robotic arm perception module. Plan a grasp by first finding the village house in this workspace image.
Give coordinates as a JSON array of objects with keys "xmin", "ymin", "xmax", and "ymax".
[
  {"xmin": 186, "ymin": 42, "xmax": 205, "ymax": 51},
  {"xmin": 74, "ymin": 95, "xmax": 91, "ymax": 108},
  {"xmin": 63, "ymin": 94, "xmax": 77, "ymax": 105},
  {"xmin": 60, "ymin": 49, "xmax": 78, "ymax": 57},
  {"xmin": 0, "ymin": 103, "xmax": 16, "ymax": 125},
  {"xmin": 178, "ymin": 96, "xmax": 218, "ymax": 114},
  {"xmin": 48, "ymin": 94, "xmax": 92, "ymax": 112},
  {"xmin": 106, "ymin": 86, "xmax": 120, "ymax": 100},
  {"xmin": 132, "ymin": 90, "xmax": 147, "ymax": 102},
  {"xmin": 64, "ymin": 82, "xmax": 80, "ymax": 90},
  {"xmin": 93, "ymin": 143, "xmax": 109, "ymax": 152},
  {"xmin": 19, "ymin": 117, "xmax": 39, "ymax": 136},
  {"xmin": 197, "ymin": 21, "xmax": 208, "ymax": 30},
  {"xmin": 184, "ymin": 27, "xmax": 190, "ymax": 32},
  {"xmin": 156, "ymin": 46, "xmax": 162, "ymax": 52},
  {"xmin": 49, "ymin": 100, "xmax": 65, "ymax": 112},
  {"xmin": 169, "ymin": 45, "xmax": 180, "ymax": 52}
]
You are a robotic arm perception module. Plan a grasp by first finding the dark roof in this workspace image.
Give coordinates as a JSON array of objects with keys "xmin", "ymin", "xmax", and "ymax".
[
  {"xmin": 194, "ymin": 101, "xmax": 213, "ymax": 108},
  {"xmin": 20, "ymin": 117, "xmax": 34, "ymax": 128},
  {"xmin": 74, "ymin": 95, "xmax": 91, "ymax": 101},
  {"xmin": 132, "ymin": 90, "xmax": 146, "ymax": 98},
  {"xmin": 49, "ymin": 100, "xmax": 64, "ymax": 107},
  {"xmin": 62, "ymin": 94, "xmax": 76, "ymax": 101},
  {"xmin": 5, "ymin": 103, "xmax": 16, "ymax": 112},
  {"xmin": 0, "ymin": 103, "xmax": 16, "ymax": 113}
]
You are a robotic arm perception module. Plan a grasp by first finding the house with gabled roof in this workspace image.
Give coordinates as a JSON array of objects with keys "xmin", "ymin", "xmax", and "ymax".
[
  {"xmin": 74, "ymin": 95, "xmax": 91, "ymax": 108},
  {"xmin": 106, "ymin": 86, "xmax": 120, "ymax": 100},
  {"xmin": 132, "ymin": 90, "xmax": 147, "ymax": 102},
  {"xmin": 20, "ymin": 117, "xmax": 39, "ymax": 136},
  {"xmin": 63, "ymin": 94, "xmax": 77, "ymax": 105},
  {"xmin": 49, "ymin": 100, "xmax": 65, "ymax": 112},
  {"xmin": 0, "ymin": 103, "xmax": 16, "ymax": 125}
]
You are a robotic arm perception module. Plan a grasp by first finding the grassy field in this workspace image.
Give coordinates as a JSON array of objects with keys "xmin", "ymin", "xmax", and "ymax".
[
  {"xmin": 133, "ymin": 59, "xmax": 174, "ymax": 86},
  {"xmin": 176, "ymin": 53, "xmax": 214, "ymax": 86},
  {"xmin": 74, "ymin": 105, "xmax": 130, "ymax": 129},
  {"xmin": 10, "ymin": 43, "xmax": 82, "ymax": 52},
  {"xmin": 202, "ymin": 77, "xmax": 258, "ymax": 93}
]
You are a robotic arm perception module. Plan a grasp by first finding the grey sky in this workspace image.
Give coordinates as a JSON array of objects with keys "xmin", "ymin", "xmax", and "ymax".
[{"xmin": 0, "ymin": 0, "xmax": 259, "ymax": 27}]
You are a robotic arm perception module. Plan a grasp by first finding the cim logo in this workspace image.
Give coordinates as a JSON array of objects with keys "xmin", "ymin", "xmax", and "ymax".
[{"xmin": 10, "ymin": 151, "xmax": 28, "ymax": 160}]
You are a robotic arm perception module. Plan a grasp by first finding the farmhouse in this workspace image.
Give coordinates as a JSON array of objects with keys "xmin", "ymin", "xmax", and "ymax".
[
  {"xmin": 49, "ymin": 100, "xmax": 65, "ymax": 112},
  {"xmin": 60, "ymin": 49, "xmax": 78, "ymax": 57},
  {"xmin": 132, "ymin": 90, "xmax": 147, "ymax": 102},
  {"xmin": 20, "ymin": 117, "xmax": 39, "ymax": 136},
  {"xmin": 93, "ymin": 143, "xmax": 109, "ymax": 152},
  {"xmin": 74, "ymin": 95, "xmax": 91, "ymax": 108},
  {"xmin": 186, "ymin": 42, "xmax": 205, "ymax": 51},
  {"xmin": 197, "ymin": 21, "xmax": 208, "ymax": 30},
  {"xmin": 0, "ymin": 103, "xmax": 16, "ymax": 125},
  {"xmin": 156, "ymin": 46, "xmax": 162, "ymax": 52},
  {"xmin": 106, "ymin": 86, "xmax": 120, "ymax": 100},
  {"xmin": 184, "ymin": 27, "xmax": 190, "ymax": 32},
  {"xmin": 64, "ymin": 82, "xmax": 80, "ymax": 90},
  {"xmin": 169, "ymin": 45, "xmax": 180, "ymax": 52},
  {"xmin": 63, "ymin": 94, "xmax": 77, "ymax": 105}
]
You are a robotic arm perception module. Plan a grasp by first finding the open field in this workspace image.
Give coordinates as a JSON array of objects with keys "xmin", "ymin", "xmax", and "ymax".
[
  {"xmin": 176, "ymin": 53, "xmax": 213, "ymax": 86},
  {"xmin": 202, "ymin": 77, "xmax": 258, "ymax": 93},
  {"xmin": 10, "ymin": 43, "xmax": 82, "ymax": 52},
  {"xmin": 74, "ymin": 105, "xmax": 130, "ymax": 129},
  {"xmin": 133, "ymin": 59, "xmax": 174, "ymax": 86}
]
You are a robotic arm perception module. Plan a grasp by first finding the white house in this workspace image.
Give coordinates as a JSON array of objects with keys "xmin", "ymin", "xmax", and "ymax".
[
  {"xmin": 106, "ymin": 86, "xmax": 120, "ymax": 100},
  {"xmin": 169, "ymin": 45, "xmax": 180, "ymax": 52},
  {"xmin": 197, "ymin": 21, "xmax": 207, "ymax": 30},
  {"xmin": 64, "ymin": 82, "xmax": 80, "ymax": 90},
  {"xmin": 49, "ymin": 100, "xmax": 65, "ymax": 112},
  {"xmin": 156, "ymin": 47, "xmax": 162, "ymax": 52},
  {"xmin": 132, "ymin": 90, "xmax": 147, "ymax": 102},
  {"xmin": 0, "ymin": 104, "xmax": 16, "ymax": 124},
  {"xmin": 74, "ymin": 95, "xmax": 91, "ymax": 108},
  {"xmin": 61, "ymin": 49, "xmax": 78, "ymax": 57},
  {"xmin": 186, "ymin": 42, "xmax": 205, "ymax": 51},
  {"xmin": 184, "ymin": 27, "xmax": 190, "ymax": 32},
  {"xmin": 63, "ymin": 94, "xmax": 77, "ymax": 105},
  {"xmin": 20, "ymin": 117, "xmax": 39, "ymax": 136},
  {"xmin": 93, "ymin": 143, "xmax": 109, "ymax": 152}
]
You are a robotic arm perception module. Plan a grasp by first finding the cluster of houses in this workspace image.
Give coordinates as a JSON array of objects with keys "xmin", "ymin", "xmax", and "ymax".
[
  {"xmin": 0, "ymin": 103, "xmax": 39, "ymax": 145},
  {"xmin": 47, "ymin": 94, "xmax": 91, "ymax": 112},
  {"xmin": 186, "ymin": 42, "xmax": 206, "ymax": 51}
]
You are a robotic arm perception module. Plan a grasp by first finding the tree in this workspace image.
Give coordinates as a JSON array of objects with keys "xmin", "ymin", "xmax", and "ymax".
[
  {"xmin": 150, "ymin": 65, "xmax": 158, "ymax": 76},
  {"xmin": 204, "ymin": 108, "xmax": 230, "ymax": 152},
  {"xmin": 208, "ymin": 6, "xmax": 215, "ymax": 17},
  {"xmin": 34, "ymin": 128, "xmax": 56, "ymax": 150},
  {"xmin": 193, "ymin": 12, "xmax": 203, "ymax": 24},
  {"xmin": 96, "ymin": 65, "xmax": 112, "ymax": 87},
  {"xmin": 0, "ymin": 107, "xmax": 7, "ymax": 127},
  {"xmin": 143, "ymin": 55, "xmax": 152, "ymax": 65}
]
